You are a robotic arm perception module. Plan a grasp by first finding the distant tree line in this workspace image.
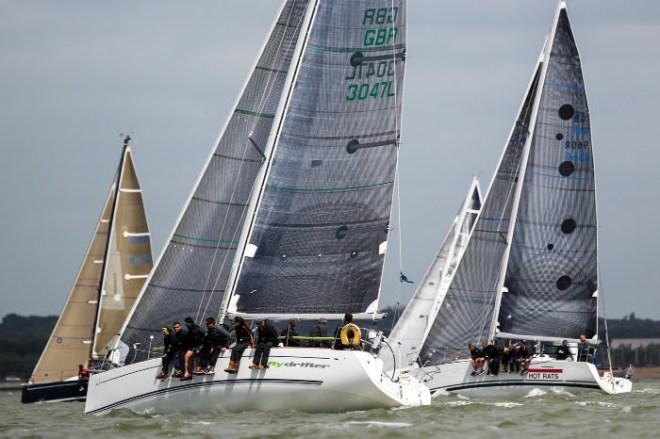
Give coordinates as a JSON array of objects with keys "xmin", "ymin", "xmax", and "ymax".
[{"xmin": 2, "ymin": 311, "xmax": 660, "ymax": 379}]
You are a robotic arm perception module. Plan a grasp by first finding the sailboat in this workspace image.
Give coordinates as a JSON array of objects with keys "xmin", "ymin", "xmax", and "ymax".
[
  {"xmin": 84, "ymin": 0, "xmax": 430, "ymax": 415},
  {"xmin": 383, "ymin": 178, "xmax": 481, "ymax": 372},
  {"xmin": 22, "ymin": 137, "xmax": 153, "ymax": 404},
  {"xmin": 392, "ymin": 1, "xmax": 631, "ymax": 396}
]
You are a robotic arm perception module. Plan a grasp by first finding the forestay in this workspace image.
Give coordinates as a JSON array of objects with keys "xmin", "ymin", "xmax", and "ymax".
[
  {"xmin": 118, "ymin": 0, "xmax": 310, "ymax": 362},
  {"xmin": 386, "ymin": 178, "xmax": 481, "ymax": 370},
  {"xmin": 497, "ymin": 6, "xmax": 598, "ymax": 340},
  {"xmin": 228, "ymin": 0, "xmax": 407, "ymax": 317}
]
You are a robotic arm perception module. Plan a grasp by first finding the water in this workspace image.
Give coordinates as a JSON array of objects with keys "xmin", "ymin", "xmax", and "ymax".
[{"xmin": 2, "ymin": 382, "xmax": 660, "ymax": 438}]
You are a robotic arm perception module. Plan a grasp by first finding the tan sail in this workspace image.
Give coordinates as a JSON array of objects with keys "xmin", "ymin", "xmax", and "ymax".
[
  {"xmin": 92, "ymin": 146, "xmax": 152, "ymax": 359},
  {"xmin": 30, "ymin": 186, "xmax": 116, "ymax": 384}
]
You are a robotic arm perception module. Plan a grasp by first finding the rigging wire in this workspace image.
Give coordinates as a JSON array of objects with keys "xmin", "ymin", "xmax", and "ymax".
[{"xmin": 196, "ymin": 2, "xmax": 304, "ymax": 321}]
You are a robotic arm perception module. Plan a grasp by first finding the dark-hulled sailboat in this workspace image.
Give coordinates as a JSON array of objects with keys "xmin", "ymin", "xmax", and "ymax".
[{"xmin": 22, "ymin": 137, "xmax": 153, "ymax": 403}]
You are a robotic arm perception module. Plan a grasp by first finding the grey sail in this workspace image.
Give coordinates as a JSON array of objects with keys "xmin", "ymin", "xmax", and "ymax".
[
  {"xmin": 227, "ymin": 0, "xmax": 407, "ymax": 317},
  {"xmin": 386, "ymin": 178, "xmax": 481, "ymax": 370},
  {"xmin": 418, "ymin": 60, "xmax": 544, "ymax": 366},
  {"xmin": 118, "ymin": 0, "xmax": 310, "ymax": 361},
  {"xmin": 497, "ymin": 7, "xmax": 598, "ymax": 340}
]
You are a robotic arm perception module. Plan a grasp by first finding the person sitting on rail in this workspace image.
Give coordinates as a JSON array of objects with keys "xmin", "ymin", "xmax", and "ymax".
[
  {"xmin": 199, "ymin": 317, "xmax": 230, "ymax": 375},
  {"xmin": 519, "ymin": 341, "xmax": 531, "ymax": 374},
  {"xmin": 468, "ymin": 343, "xmax": 484, "ymax": 376},
  {"xmin": 157, "ymin": 325, "xmax": 179, "ymax": 380},
  {"xmin": 224, "ymin": 316, "xmax": 254, "ymax": 374},
  {"xmin": 335, "ymin": 313, "xmax": 361, "ymax": 350},
  {"xmin": 556, "ymin": 339, "xmax": 573, "ymax": 361},
  {"xmin": 499, "ymin": 341, "xmax": 510, "ymax": 373},
  {"xmin": 180, "ymin": 317, "xmax": 204, "ymax": 380},
  {"xmin": 483, "ymin": 340, "xmax": 500, "ymax": 376},
  {"xmin": 250, "ymin": 319, "xmax": 279, "ymax": 370}
]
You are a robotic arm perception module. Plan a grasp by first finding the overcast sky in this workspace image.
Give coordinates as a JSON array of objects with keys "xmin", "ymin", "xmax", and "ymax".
[{"xmin": 2, "ymin": 1, "xmax": 659, "ymax": 320}]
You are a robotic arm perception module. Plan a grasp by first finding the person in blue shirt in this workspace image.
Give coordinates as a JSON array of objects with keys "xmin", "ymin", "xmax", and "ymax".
[{"xmin": 468, "ymin": 343, "xmax": 485, "ymax": 376}]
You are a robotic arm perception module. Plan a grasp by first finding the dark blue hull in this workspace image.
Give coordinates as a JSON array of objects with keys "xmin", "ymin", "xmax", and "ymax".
[{"xmin": 21, "ymin": 380, "xmax": 87, "ymax": 404}]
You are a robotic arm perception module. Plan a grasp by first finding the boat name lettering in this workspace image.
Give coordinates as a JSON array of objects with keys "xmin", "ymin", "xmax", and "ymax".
[
  {"xmin": 267, "ymin": 360, "xmax": 330, "ymax": 369},
  {"xmin": 526, "ymin": 368, "xmax": 563, "ymax": 380}
]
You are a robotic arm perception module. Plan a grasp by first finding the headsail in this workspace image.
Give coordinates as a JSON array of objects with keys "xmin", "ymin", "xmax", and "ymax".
[
  {"xmin": 497, "ymin": 2, "xmax": 598, "ymax": 340},
  {"xmin": 30, "ymin": 187, "xmax": 114, "ymax": 383},
  {"xmin": 92, "ymin": 145, "xmax": 153, "ymax": 359},
  {"xmin": 419, "ymin": 51, "xmax": 545, "ymax": 367},
  {"xmin": 385, "ymin": 178, "xmax": 481, "ymax": 370},
  {"xmin": 118, "ymin": 0, "xmax": 311, "ymax": 361},
  {"xmin": 226, "ymin": 0, "xmax": 407, "ymax": 318}
]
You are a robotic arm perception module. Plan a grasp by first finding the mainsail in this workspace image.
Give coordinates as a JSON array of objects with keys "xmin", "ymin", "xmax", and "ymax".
[
  {"xmin": 227, "ymin": 0, "xmax": 407, "ymax": 318},
  {"xmin": 30, "ymin": 141, "xmax": 152, "ymax": 383},
  {"xmin": 92, "ymin": 146, "xmax": 153, "ymax": 359},
  {"xmin": 386, "ymin": 178, "xmax": 481, "ymax": 370},
  {"xmin": 497, "ymin": 3, "xmax": 598, "ymax": 340},
  {"xmin": 118, "ymin": 0, "xmax": 311, "ymax": 360}
]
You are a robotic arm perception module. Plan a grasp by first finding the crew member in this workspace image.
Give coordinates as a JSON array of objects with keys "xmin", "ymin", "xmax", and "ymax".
[
  {"xmin": 556, "ymin": 339, "xmax": 573, "ymax": 361},
  {"xmin": 200, "ymin": 317, "xmax": 230, "ymax": 374},
  {"xmin": 157, "ymin": 325, "xmax": 179, "ymax": 380},
  {"xmin": 181, "ymin": 316, "xmax": 204, "ymax": 380},
  {"xmin": 224, "ymin": 316, "xmax": 254, "ymax": 374},
  {"xmin": 309, "ymin": 317, "xmax": 330, "ymax": 347},
  {"xmin": 281, "ymin": 319, "xmax": 300, "ymax": 347},
  {"xmin": 336, "ymin": 313, "xmax": 361, "ymax": 350},
  {"xmin": 250, "ymin": 319, "xmax": 279, "ymax": 369},
  {"xmin": 483, "ymin": 340, "xmax": 500, "ymax": 376}
]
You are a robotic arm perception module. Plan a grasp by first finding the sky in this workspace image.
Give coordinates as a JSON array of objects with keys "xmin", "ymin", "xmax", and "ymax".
[{"xmin": 1, "ymin": 1, "xmax": 659, "ymax": 320}]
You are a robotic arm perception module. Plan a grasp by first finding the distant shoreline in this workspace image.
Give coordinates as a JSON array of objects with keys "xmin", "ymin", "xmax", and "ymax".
[{"xmin": 631, "ymin": 366, "xmax": 660, "ymax": 381}]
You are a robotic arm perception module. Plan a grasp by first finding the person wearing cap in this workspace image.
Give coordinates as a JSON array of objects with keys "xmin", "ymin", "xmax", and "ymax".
[
  {"xmin": 224, "ymin": 316, "xmax": 254, "ymax": 374},
  {"xmin": 308, "ymin": 318, "xmax": 330, "ymax": 347},
  {"xmin": 180, "ymin": 317, "xmax": 204, "ymax": 380},
  {"xmin": 250, "ymin": 319, "xmax": 279, "ymax": 369}
]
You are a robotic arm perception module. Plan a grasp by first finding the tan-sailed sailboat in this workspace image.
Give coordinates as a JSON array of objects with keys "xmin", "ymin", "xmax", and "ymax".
[{"xmin": 22, "ymin": 136, "xmax": 153, "ymax": 404}]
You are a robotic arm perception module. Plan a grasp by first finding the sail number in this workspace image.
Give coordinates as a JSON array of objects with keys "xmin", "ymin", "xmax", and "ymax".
[
  {"xmin": 346, "ymin": 7, "xmax": 401, "ymax": 101},
  {"xmin": 346, "ymin": 81, "xmax": 396, "ymax": 101}
]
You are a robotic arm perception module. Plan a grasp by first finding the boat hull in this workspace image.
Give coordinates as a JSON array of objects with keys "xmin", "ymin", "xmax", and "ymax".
[
  {"xmin": 416, "ymin": 356, "xmax": 632, "ymax": 397},
  {"xmin": 85, "ymin": 347, "xmax": 430, "ymax": 414},
  {"xmin": 21, "ymin": 380, "xmax": 87, "ymax": 404}
]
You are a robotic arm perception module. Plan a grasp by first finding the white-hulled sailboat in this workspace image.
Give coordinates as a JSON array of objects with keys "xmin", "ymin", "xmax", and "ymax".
[
  {"xmin": 85, "ymin": 0, "xmax": 429, "ymax": 415},
  {"xmin": 388, "ymin": 1, "xmax": 631, "ymax": 397},
  {"xmin": 22, "ymin": 137, "xmax": 153, "ymax": 403}
]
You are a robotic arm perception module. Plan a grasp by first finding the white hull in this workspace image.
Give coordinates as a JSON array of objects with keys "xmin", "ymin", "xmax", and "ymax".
[
  {"xmin": 415, "ymin": 356, "xmax": 632, "ymax": 397},
  {"xmin": 85, "ymin": 347, "xmax": 430, "ymax": 414}
]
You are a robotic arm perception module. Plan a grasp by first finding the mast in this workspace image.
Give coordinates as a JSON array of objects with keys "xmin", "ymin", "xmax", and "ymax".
[
  {"xmin": 90, "ymin": 136, "xmax": 128, "ymax": 359},
  {"xmin": 222, "ymin": 0, "xmax": 319, "ymax": 318},
  {"xmin": 489, "ymin": 1, "xmax": 571, "ymax": 340}
]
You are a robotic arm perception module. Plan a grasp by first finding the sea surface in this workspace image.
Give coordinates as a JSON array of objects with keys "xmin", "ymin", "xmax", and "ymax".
[{"xmin": 2, "ymin": 381, "xmax": 660, "ymax": 438}]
